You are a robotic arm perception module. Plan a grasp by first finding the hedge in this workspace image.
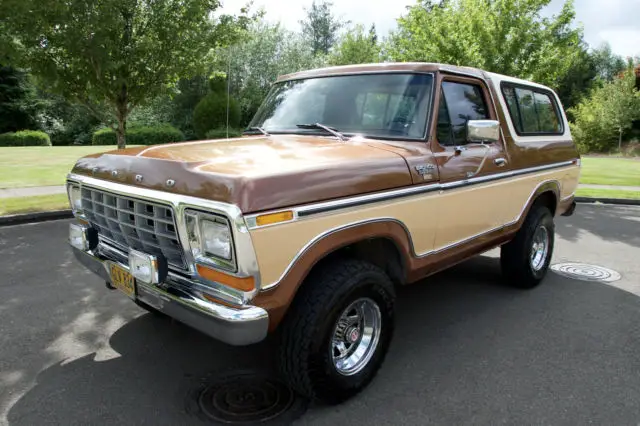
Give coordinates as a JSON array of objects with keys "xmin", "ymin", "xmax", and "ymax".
[
  {"xmin": 92, "ymin": 125, "xmax": 184, "ymax": 145},
  {"xmin": 0, "ymin": 130, "xmax": 51, "ymax": 147},
  {"xmin": 204, "ymin": 128, "xmax": 242, "ymax": 139}
]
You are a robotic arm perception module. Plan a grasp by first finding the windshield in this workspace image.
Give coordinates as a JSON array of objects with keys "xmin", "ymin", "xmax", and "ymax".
[{"xmin": 248, "ymin": 73, "xmax": 434, "ymax": 139}]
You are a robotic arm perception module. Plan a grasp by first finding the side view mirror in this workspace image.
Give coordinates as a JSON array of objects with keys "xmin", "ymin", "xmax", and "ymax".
[{"xmin": 467, "ymin": 120, "xmax": 500, "ymax": 144}]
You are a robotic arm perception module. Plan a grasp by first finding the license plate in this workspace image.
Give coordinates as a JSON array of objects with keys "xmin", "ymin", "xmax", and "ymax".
[{"xmin": 109, "ymin": 264, "xmax": 136, "ymax": 299}]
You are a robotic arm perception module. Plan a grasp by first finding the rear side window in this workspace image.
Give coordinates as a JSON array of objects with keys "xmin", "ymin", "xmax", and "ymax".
[{"xmin": 501, "ymin": 83, "xmax": 563, "ymax": 135}]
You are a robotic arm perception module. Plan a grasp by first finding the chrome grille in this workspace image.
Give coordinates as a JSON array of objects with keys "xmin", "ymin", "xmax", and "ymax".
[{"xmin": 80, "ymin": 186, "xmax": 186, "ymax": 270}]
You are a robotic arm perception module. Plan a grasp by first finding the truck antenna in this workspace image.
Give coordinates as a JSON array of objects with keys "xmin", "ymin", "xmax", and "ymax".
[{"xmin": 226, "ymin": 49, "xmax": 231, "ymax": 139}]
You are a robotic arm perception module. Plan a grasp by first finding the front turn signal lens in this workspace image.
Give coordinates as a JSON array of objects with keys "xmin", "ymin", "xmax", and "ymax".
[
  {"xmin": 196, "ymin": 264, "xmax": 255, "ymax": 292},
  {"xmin": 255, "ymin": 210, "xmax": 294, "ymax": 227}
]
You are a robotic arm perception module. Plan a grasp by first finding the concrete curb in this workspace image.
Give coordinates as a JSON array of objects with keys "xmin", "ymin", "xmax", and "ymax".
[
  {"xmin": 0, "ymin": 210, "xmax": 73, "ymax": 227},
  {"xmin": 575, "ymin": 197, "xmax": 640, "ymax": 206}
]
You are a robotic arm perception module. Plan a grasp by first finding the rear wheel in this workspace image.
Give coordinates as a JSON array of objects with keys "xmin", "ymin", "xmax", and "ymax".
[
  {"xmin": 501, "ymin": 205, "xmax": 555, "ymax": 289},
  {"xmin": 278, "ymin": 259, "xmax": 395, "ymax": 404}
]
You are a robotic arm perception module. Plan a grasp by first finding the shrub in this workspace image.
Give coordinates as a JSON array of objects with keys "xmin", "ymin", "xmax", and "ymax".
[
  {"xmin": 92, "ymin": 125, "xmax": 184, "ymax": 146},
  {"xmin": 623, "ymin": 140, "xmax": 640, "ymax": 157},
  {"xmin": 192, "ymin": 93, "xmax": 241, "ymax": 138},
  {"xmin": 204, "ymin": 128, "xmax": 242, "ymax": 139},
  {"xmin": 569, "ymin": 68, "xmax": 640, "ymax": 153},
  {"xmin": 0, "ymin": 130, "xmax": 51, "ymax": 146},
  {"xmin": 92, "ymin": 127, "xmax": 117, "ymax": 145},
  {"xmin": 50, "ymin": 109, "xmax": 101, "ymax": 146}
]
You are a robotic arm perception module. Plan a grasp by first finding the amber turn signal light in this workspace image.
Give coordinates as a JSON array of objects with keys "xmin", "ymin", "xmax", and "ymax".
[
  {"xmin": 255, "ymin": 210, "xmax": 294, "ymax": 227},
  {"xmin": 196, "ymin": 264, "xmax": 255, "ymax": 292}
]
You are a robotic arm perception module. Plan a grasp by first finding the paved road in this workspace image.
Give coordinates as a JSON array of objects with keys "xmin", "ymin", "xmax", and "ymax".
[{"xmin": 1, "ymin": 205, "xmax": 639, "ymax": 425}]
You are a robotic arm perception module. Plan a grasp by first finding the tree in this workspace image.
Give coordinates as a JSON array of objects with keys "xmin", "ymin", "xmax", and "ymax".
[
  {"xmin": 216, "ymin": 21, "xmax": 327, "ymax": 125},
  {"xmin": 554, "ymin": 41, "xmax": 599, "ymax": 111},
  {"xmin": 330, "ymin": 24, "xmax": 382, "ymax": 66},
  {"xmin": 0, "ymin": 65, "xmax": 42, "ymax": 133},
  {"xmin": 1, "ymin": 0, "xmax": 251, "ymax": 149},
  {"xmin": 570, "ymin": 68, "xmax": 640, "ymax": 152},
  {"xmin": 192, "ymin": 76, "xmax": 241, "ymax": 138},
  {"xmin": 555, "ymin": 42, "xmax": 631, "ymax": 112},
  {"xmin": 591, "ymin": 43, "xmax": 627, "ymax": 81},
  {"xmin": 387, "ymin": 0, "xmax": 583, "ymax": 88},
  {"xmin": 300, "ymin": 1, "xmax": 347, "ymax": 56}
]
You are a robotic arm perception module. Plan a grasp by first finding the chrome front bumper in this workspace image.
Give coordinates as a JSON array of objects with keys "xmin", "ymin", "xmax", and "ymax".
[{"xmin": 72, "ymin": 246, "xmax": 269, "ymax": 346}]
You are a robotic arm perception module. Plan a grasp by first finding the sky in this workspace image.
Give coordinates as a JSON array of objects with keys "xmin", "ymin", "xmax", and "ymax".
[{"xmin": 221, "ymin": 0, "xmax": 640, "ymax": 58}]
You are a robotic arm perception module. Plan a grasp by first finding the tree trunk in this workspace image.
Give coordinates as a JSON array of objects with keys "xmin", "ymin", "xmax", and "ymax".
[
  {"xmin": 619, "ymin": 127, "xmax": 623, "ymax": 152},
  {"xmin": 116, "ymin": 112, "xmax": 127, "ymax": 150},
  {"xmin": 115, "ymin": 87, "xmax": 128, "ymax": 149}
]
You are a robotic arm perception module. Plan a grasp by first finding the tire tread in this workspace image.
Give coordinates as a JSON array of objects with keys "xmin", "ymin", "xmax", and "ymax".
[
  {"xmin": 278, "ymin": 259, "xmax": 394, "ymax": 401},
  {"xmin": 501, "ymin": 204, "xmax": 554, "ymax": 288}
]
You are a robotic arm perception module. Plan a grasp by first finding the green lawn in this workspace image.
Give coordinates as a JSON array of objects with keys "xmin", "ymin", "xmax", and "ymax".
[
  {"xmin": 575, "ymin": 188, "xmax": 640, "ymax": 200},
  {"xmin": 580, "ymin": 157, "xmax": 640, "ymax": 186},
  {"xmin": 0, "ymin": 146, "xmax": 135, "ymax": 189},
  {"xmin": 0, "ymin": 194, "xmax": 70, "ymax": 215}
]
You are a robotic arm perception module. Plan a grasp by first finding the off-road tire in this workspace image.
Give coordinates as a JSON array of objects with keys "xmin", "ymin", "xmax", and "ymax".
[
  {"xmin": 501, "ymin": 205, "xmax": 555, "ymax": 289},
  {"xmin": 278, "ymin": 259, "xmax": 395, "ymax": 404}
]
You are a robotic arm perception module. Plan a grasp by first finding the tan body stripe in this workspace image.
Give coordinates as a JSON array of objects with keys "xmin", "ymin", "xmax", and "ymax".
[{"xmin": 249, "ymin": 165, "xmax": 580, "ymax": 288}]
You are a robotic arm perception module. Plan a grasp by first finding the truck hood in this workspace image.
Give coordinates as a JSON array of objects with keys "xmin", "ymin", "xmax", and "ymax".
[{"xmin": 71, "ymin": 135, "xmax": 413, "ymax": 213}]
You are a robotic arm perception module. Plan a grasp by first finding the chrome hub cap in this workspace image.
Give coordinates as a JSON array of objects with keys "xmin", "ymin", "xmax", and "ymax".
[
  {"xmin": 330, "ymin": 298, "xmax": 382, "ymax": 376},
  {"xmin": 346, "ymin": 327, "xmax": 360, "ymax": 343},
  {"xmin": 531, "ymin": 225, "xmax": 549, "ymax": 271}
]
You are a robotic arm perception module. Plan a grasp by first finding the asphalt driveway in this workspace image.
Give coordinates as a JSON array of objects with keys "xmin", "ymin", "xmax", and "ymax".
[{"xmin": 1, "ymin": 204, "xmax": 639, "ymax": 425}]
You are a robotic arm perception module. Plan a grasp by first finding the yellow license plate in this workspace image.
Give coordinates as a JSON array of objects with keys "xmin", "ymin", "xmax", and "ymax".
[{"xmin": 109, "ymin": 264, "xmax": 135, "ymax": 299}]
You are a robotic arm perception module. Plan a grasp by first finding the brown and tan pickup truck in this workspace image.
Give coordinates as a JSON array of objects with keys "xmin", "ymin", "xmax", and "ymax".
[{"xmin": 67, "ymin": 62, "xmax": 580, "ymax": 403}]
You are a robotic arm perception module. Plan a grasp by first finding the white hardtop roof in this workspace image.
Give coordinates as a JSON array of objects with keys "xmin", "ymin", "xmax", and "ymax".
[{"xmin": 486, "ymin": 71, "xmax": 555, "ymax": 92}]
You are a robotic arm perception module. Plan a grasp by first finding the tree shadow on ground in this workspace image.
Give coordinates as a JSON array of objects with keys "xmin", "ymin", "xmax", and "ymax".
[
  {"xmin": 555, "ymin": 204, "xmax": 640, "ymax": 248},
  {"xmin": 8, "ymin": 255, "xmax": 640, "ymax": 426}
]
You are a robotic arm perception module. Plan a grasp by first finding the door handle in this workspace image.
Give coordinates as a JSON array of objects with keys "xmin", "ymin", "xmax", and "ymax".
[{"xmin": 494, "ymin": 158, "xmax": 507, "ymax": 167}]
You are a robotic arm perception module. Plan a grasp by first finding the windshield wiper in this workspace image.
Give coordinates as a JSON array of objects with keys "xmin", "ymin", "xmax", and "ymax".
[
  {"xmin": 296, "ymin": 123, "xmax": 347, "ymax": 141},
  {"xmin": 243, "ymin": 126, "xmax": 270, "ymax": 136}
]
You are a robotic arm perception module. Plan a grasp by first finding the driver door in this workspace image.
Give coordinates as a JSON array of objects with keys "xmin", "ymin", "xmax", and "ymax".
[{"xmin": 432, "ymin": 75, "xmax": 510, "ymax": 251}]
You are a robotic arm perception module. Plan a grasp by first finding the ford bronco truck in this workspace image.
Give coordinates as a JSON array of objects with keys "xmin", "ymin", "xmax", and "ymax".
[{"xmin": 67, "ymin": 63, "xmax": 580, "ymax": 403}]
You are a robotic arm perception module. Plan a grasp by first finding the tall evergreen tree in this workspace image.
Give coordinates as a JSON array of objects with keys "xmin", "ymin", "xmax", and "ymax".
[{"xmin": 300, "ymin": 1, "xmax": 346, "ymax": 56}]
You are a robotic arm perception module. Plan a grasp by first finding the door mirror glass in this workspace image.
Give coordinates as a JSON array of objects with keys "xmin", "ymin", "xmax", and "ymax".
[{"xmin": 467, "ymin": 120, "xmax": 500, "ymax": 144}]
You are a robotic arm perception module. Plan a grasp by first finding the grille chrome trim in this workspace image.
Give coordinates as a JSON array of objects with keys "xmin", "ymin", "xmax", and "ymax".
[
  {"xmin": 66, "ymin": 173, "xmax": 262, "ymax": 305},
  {"xmin": 81, "ymin": 186, "xmax": 187, "ymax": 270}
]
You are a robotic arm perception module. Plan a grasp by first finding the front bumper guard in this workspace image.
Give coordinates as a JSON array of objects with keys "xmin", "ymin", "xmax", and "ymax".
[{"xmin": 72, "ymin": 246, "xmax": 269, "ymax": 346}]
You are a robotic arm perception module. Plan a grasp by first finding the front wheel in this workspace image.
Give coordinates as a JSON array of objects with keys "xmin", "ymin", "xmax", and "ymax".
[
  {"xmin": 501, "ymin": 204, "xmax": 555, "ymax": 288},
  {"xmin": 278, "ymin": 259, "xmax": 395, "ymax": 404}
]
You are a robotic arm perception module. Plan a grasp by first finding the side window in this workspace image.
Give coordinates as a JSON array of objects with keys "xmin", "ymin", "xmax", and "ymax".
[
  {"xmin": 534, "ymin": 92, "xmax": 562, "ymax": 133},
  {"xmin": 438, "ymin": 81, "xmax": 489, "ymax": 146},
  {"xmin": 436, "ymin": 90, "xmax": 454, "ymax": 146},
  {"xmin": 501, "ymin": 83, "xmax": 563, "ymax": 135},
  {"xmin": 502, "ymin": 86, "xmax": 523, "ymax": 133},
  {"xmin": 515, "ymin": 88, "xmax": 538, "ymax": 133}
]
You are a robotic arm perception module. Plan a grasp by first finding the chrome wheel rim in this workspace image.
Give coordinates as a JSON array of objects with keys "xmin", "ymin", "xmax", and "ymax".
[
  {"xmin": 330, "ymin": 297, "xmax": 382, "ymax": 376},
  {"xmin": 531, "ymin": 225, "xmax": 549, "ymax": 271}
]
